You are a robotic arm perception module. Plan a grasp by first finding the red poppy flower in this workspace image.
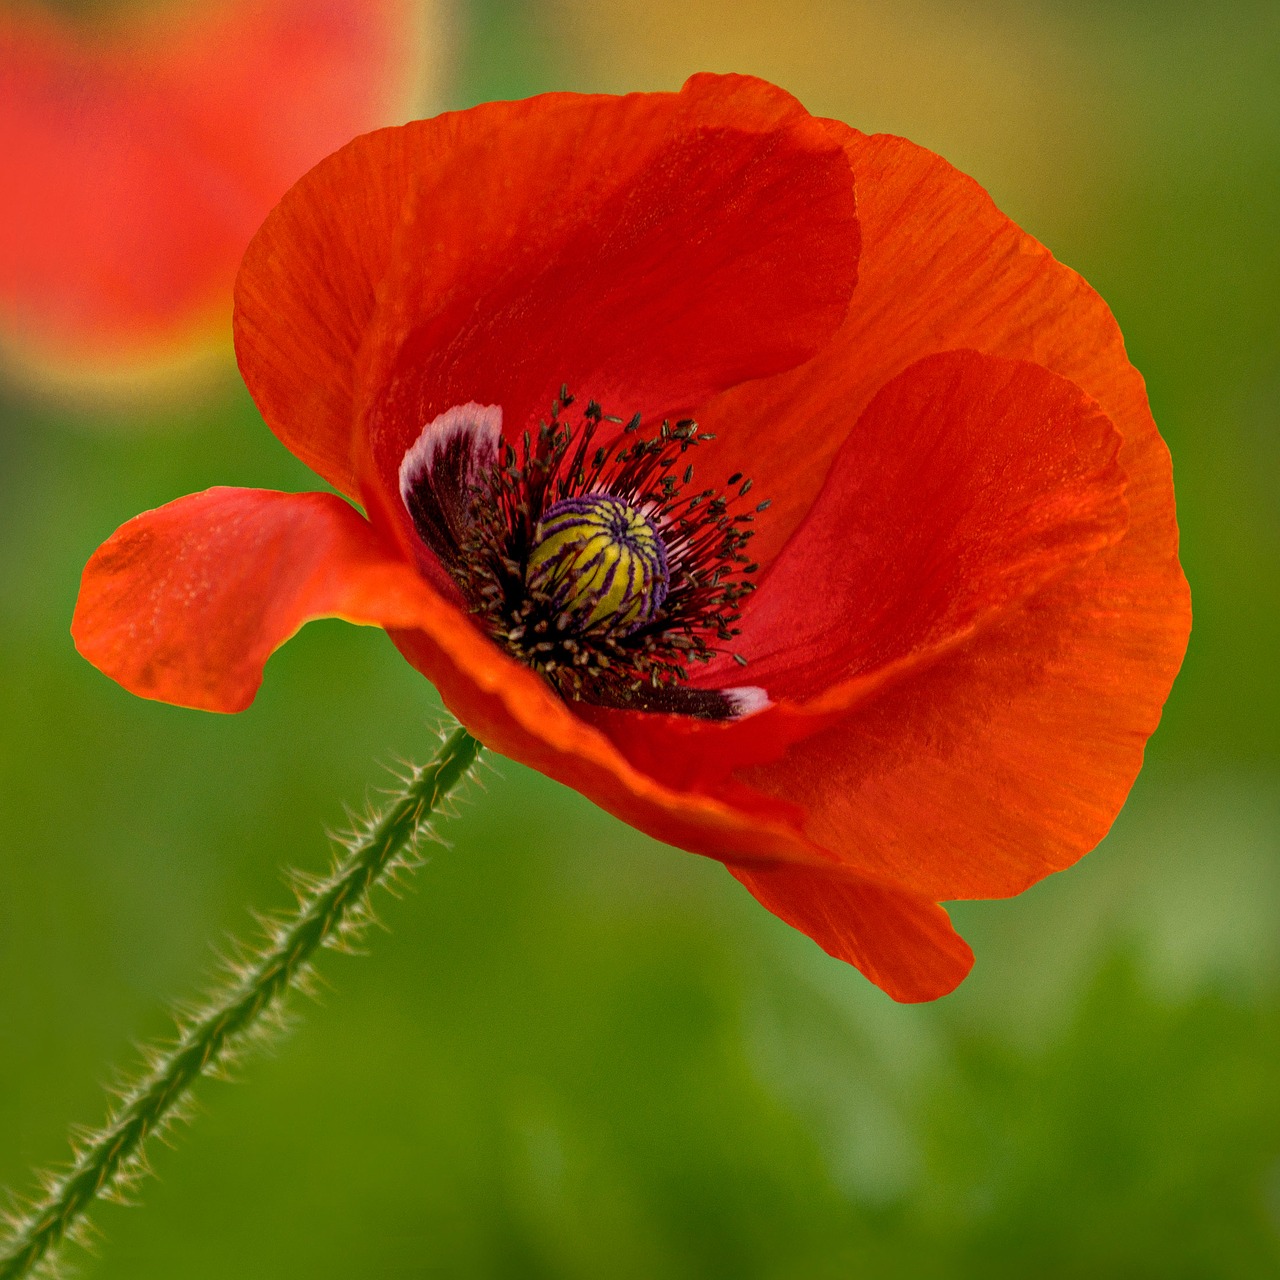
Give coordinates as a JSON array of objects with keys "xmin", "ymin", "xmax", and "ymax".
[
  {"xmin": 0, "ymin": 0, "xmax": 429, "ymax": 392},
  {"xmin": 71, "ymin": 74, "xmax": 1191, "ymax": 1002}
]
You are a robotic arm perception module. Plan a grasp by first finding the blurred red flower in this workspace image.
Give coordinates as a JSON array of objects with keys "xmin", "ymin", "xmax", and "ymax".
[
  {"xmin": 72, "ymin": 74, "xmax": 1190, "ymax": 1001},
  {"xmin": 0, "ymin": 0, "xmax": 428, "ymax": 393}
]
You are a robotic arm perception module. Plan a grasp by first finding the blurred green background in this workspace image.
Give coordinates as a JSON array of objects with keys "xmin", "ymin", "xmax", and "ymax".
[{"xmin": 2, "ymin": 0, "xmax": 1278, "ymax": 1275}]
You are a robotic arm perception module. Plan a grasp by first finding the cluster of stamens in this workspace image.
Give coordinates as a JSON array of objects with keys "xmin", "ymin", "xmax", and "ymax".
[{"xmin": 446, "ymin": 389, "xmax": 767, "ymax": 717}]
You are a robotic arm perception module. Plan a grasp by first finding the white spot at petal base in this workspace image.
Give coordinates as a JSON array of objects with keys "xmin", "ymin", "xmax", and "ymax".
[
  {"xmin": 398, "ymin": 401, "xmax": 503, "ymax": 504},
  {"xmin": 723, "ymin": 686, "xmax": 771, "ymax": 719}
]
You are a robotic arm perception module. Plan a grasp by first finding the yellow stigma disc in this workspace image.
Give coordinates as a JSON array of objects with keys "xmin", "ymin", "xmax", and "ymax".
[{"xmin": 527, "ymin": 495, "xmax": 670, "ymax": 634}]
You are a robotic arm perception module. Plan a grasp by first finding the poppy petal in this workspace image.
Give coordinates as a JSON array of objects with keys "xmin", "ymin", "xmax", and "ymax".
[
  {"xmin": 400, "ymin": 402, "xmax": 503, "ymax": 574},
  {"xmin": 360, "ymin": 72, "xmax": 860, "ymax": 515},
  {"xmin": 734, "ymin": 503, "xmax": 1187, "ymax": 902},
  {"xmin": 71, "ymin": 487, "xmax": 433, "ymax": 712},
  {"xmin": 234, "ymin": 73, "xmax": 860, "ymax": 506},
  {"xmin": 562, "ymin": 350, "xmax": 1128, "ymax": 790},
  {"xmin": 696, "ymin": 125, "xmax": 1180, "ymax": 582},
  {"xmin": 727, "ymin": 350, "xmax": 1129, "ymax": 700},
  {"xmin": 676, "ymin": 128, "xmax": 1189, "ymax": 904},
  {"xmin": 729, "ymin": 863, "xmax": 974, "ymax": 1003},
  {"xmin": 1, "ymin": 0, "xmax": 425, "ymax": 388}
]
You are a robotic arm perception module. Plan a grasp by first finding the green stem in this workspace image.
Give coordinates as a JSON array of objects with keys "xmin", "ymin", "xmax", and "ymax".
[{"xmin": 0, "ymin": 724, "xmax": 482, "ymax": 1280}]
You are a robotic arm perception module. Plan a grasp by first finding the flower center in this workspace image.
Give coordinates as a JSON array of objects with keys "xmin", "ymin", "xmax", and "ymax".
[
  {"xmin": 400, "ymin": 389, "xmax": 769, "ymax": 719},
  {"xmin": 526, "ymin": 494, "xmax": 670, "ymax": 634}
]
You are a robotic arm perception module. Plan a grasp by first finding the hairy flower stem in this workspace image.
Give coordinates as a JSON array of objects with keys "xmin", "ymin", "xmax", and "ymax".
[{"xmin": 0, "ymin": 724, "xmax": 483, "ymax": 1280}]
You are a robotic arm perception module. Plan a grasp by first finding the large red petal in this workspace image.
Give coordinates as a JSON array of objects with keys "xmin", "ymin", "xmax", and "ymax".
[
  {"xmin": 729, "ymin": 864, "xmax": 974, "ymax": 1003},
  {"xmin": 735, "ymin": 484, "xmax": 1188, "ymax": 901},
  {"xmin": 564, "ymin": 351, "xmax": 1128, "ymax": 792},
  {"xmin": 726, "ymin": 350, "xmax": 1129, "ymax": 700},
  {"xmin": 359, "ymin": 71, "xmax": 859, "ymax": 537},
  {"xmin": 235, "ymin": 73, "xmax": 859, "ymax": 508},
  {"xmin": 683, "ymin": 127, "xmax": 1189, "ymax": 904},
  {"xmin": 0, "ymin": 0, "xmax": 421, "ymax": 384},
  {"xmin": 697, "ymin": 126, "xmax": 1180, "ymax": 582}
]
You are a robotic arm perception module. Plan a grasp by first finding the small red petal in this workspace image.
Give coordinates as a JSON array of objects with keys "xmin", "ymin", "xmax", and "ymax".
[
  {"xmin": 72, "ymin": 488, "xmax": 431, "ymax": 712},
  {"xmin": 728, "ymin": 863, "xmax": 974, "ymax": 1003},
  {"xmin": 72, "ymin": 485, "xmax": 841, "ymax": 876},
  {"xmin": 737, "ymin": 537, "xmax": 1189, "ymax": 903}
]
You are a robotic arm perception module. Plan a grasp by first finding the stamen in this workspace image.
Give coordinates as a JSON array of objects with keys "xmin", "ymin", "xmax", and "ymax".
[{"xmin": 401, "ymin": 389, "xmax": 767, "ymax": 721}]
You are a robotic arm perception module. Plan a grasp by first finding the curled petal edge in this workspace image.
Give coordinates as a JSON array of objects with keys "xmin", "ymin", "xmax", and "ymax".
[{"xmin": 729, "ymin": 863, "xmax": 974, "ymax": 1002}]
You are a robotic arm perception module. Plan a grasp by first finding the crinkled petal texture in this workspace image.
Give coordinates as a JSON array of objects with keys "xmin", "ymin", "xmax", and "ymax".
[
  {"xmin": 0, "ymin": 0, "xmax": 423, "ymax": 382},
  {"xmin": 233, "ymin": 72, "xmax": 860, "ymax": 505},
  {"xmin": 75, "ymin": 77, "xmax": 1189, "ymax": 1002}
]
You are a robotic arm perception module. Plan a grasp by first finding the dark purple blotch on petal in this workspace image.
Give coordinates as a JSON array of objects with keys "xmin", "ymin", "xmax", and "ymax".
[{"xmin": 399, "ymin": 403, "xmax": 503, "ymax": 567}]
